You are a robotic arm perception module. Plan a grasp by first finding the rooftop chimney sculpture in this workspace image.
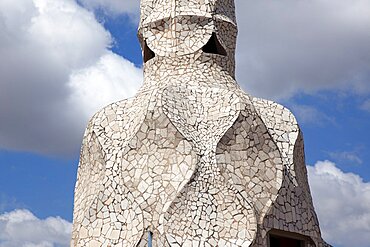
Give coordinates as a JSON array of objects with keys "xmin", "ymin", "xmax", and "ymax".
[{"xmin": 72, "ymin": 1, "xmax": 330, "ymax": 246}]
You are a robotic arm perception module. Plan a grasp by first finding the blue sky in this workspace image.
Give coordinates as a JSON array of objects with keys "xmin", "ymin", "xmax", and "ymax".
[{"xmin": 0, "ymin": 0, "xmax": 369, "ymax": 247}]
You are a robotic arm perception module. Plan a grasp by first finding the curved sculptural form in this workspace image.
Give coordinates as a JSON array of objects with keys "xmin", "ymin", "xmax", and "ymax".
[{"xmin": 72, "ymin": 0, "xmax": 330, "ymax": 246}]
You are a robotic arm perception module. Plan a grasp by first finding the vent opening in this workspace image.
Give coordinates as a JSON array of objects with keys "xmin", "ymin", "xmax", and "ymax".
[
  {"xmin": 270, "ymin": 235, "xmax": 304, "ymax": 247},
  {"xmin": 143, "ymin": 41, "xmax": 155, "ymax": 63},
  {"xmin": 202, "ymin": 33, "xmax": 227, "ymax": 56},
  {"xmin": 268, "ymin": 230, "xmax": 314, "ymax": 247}
]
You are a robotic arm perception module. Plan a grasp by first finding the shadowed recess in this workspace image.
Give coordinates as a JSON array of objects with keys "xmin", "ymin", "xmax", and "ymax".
[
  {"xmin": 143, "ymin": 40, "xmax": 155, "ymax": 63},
  {"xmin": 202, "ymin": 33, "xmax": 227, "ymax": 56}
]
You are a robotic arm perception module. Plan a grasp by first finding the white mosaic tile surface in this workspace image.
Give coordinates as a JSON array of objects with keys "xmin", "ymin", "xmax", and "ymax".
[{"xmin": 72, "ymin": 0, "xmax": 330, "ymax": 246}]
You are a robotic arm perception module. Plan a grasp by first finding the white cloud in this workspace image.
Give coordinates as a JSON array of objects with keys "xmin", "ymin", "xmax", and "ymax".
[
  {"xmin": 361, "ymin": 99, "xmax": 370, "ymax": 112},
  {"xmin": 308, "ymin": 160, "xmax": 370, "ymax": 247},
  {"xmin": 327, "ymin": 151, "xmax": 363, "ymax": 165},
  {"xmin": 67, "ymin": 51, "xmax": 142, "ymax": 120},
  {"xmin": 0, "ymin": 209, "xmax": 71, "ymax": 247},
  {"xmin": 0, "ymin": 194, "xmax": 24, "ymax": 213},
  {"xmin": 235, "ymin": 0, "xmax": 370, "ymax": 99},
  {"xmin": 289, "ymin": 104, "xmax": 335, "ymax": 126},
  {"xmin": 0, "ymin": 0, "xmax": 142, "ymax": 156},
  {"xmin": 78, "ymin": 0, "xmax": 139, "ymax": 17}
]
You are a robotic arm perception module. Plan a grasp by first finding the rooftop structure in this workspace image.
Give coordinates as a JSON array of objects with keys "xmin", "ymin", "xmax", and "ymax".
[{"xmin": 71, "ymin": 1, "xmax": 330, "ymax": 246}]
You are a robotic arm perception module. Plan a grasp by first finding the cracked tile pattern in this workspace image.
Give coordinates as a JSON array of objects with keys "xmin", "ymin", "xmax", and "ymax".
[{"xmin": 72, "ymin": 0, "xmax": 329, "ymax": 246}]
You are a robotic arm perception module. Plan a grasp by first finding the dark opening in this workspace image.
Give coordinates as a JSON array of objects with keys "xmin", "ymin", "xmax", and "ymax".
[
  {"xmin": 143, "ymin": 41, "xmax": 155, "ymax": 63},
  {"xmin": 270, "ymin": 235, "xmax": 304, "ymax": 247},
  {"xmin": 202, "ymin": 33, "xmax": 227, "ymax": 56}
]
